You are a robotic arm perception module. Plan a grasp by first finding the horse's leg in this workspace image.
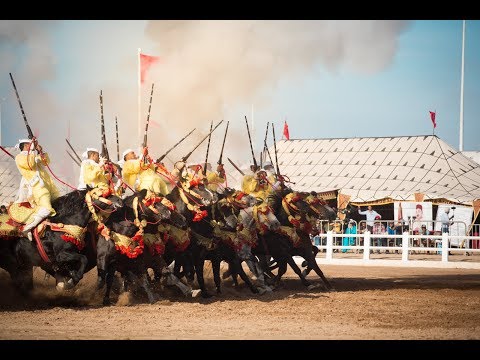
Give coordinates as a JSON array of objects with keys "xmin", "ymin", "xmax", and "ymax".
[
  {"xmin": 96, "ymin": 236, "xmax": 115, "ymax": 290},
  {"xmin": 12, "ymin": 264, "xmax": 34, "ymax": 296},
  {"xmin": 211, "ymin": 255, "xmax": 222, "ymax": 294},
  {"xmin": 139, "ymin": 271, "xmax": 158, "ymax": 304},
  {"xmin": 285, "ymin": 255, "xmax": 312, "ymax": 288},
  {"xmin": 194, "ymin": 251, "xmax": 211, "ymax": 298},
  {"xmin": 302, "ymin": 249, "xmax": 333, "ymax": 290},
  {"xmin": 231, "ymin": 258, "xmax": 259, "ymax": 294},
  {"xmin": 103, "ymin": 266, "xmax": 116, "ymax": 306},
  {"xmin": 55, "ymin": 251, "xmax": 88, "ymax": 287}
]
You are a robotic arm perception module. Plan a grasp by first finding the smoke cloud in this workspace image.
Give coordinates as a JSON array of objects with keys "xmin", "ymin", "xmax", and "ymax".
[
  {"xmin": 144, "ymin": 20, "xmax": 410, "ymax": 166},
  {"xmin": 0, "ymin": 20, "xmax": 410, "ymax": 191}
]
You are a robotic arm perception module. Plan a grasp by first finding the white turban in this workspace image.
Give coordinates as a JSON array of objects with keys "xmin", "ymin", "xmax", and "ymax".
[
  {"xmin": 122, "ymin": 148, "xmax": 135, "ymax": 161},
  {"xmin": 15, "ymin": 139, "xmax": 34, "ymax": 151},
  {"xmin": 82, "ymin": 147, "xmax": 99, "ymax": 159}
]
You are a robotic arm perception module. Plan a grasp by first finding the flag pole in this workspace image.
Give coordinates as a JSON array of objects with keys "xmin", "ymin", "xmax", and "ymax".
[
  {"xmin": 459, "ymin": 20, "xmax": 466, "ymax": 151},
  {"xmin": 138, "ymin": 47, "xmax": 142, "ymax": 146}
]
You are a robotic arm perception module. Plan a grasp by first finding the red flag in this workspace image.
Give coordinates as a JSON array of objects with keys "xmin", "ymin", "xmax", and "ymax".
[
  {"xmin": 140, "ymin": 53, "xmax": 160, "ymax": 85},
  {"xmin": 283, "ymin": 120, "xmax": 290, "ymax": 140},
  {"xmin": 429, "ymin": 111, "xmax": 436, "ymax": 128}
]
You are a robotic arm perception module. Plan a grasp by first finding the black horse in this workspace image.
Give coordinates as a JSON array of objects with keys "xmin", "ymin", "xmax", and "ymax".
[
  {"xmin": 10, "ymin": 187, "xmax": 123, "ymax": 294},
  {"xmin": 260, "ymin": 188, "xmax": 334, "ymax": 290},
  {"xmin": 96, "ymin": 189, "xmax": 173, "ymax": 305}
]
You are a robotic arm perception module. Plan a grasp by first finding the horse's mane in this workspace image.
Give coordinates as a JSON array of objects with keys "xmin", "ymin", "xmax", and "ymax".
[
  {"xmin": 267, "ymin": 186, "xmax": 293, "ymax": 213},
  {"xmin": 51, "ymin": 189, "xmax": 88, "ymax": 217},
  {"xmin": 122, "ymin": 189, "xmax": 147, "ymax": 208}
]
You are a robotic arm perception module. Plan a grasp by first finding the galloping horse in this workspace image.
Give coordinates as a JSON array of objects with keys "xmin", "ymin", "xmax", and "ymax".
[
  {"xmin": 264, "ymin": 187, "xmax": 333, "ymax": 290},
  {"xmin": 4, "ymin": 187, "xmax": 123, "ymax": 294},
  {"xmin": 96, "ymin": 189, "xmax": 173, "ymax": 305}
]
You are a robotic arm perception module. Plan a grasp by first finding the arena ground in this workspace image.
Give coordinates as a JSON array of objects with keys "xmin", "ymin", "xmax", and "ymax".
[{"xmin": 0, "ymin": 263, "xmax": 479, "ymax": 340}]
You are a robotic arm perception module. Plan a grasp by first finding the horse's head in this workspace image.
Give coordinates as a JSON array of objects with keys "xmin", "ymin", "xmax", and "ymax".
[
  {"xmin": 168, "ymin": 208, "xmax": 188, "ymax": 230},
  {"xmin": 255, "ymin": 202, "xmax": 281, "ymax": 233},
  {"xmin": 181, "ymin": 178, "xmax": 215, "ymax": 207},
  {"xmin": 85, "ymin": 186, "xmax": 124, "ymax": 222},
  {"xmin": 285, "ymin": 191, "xmax": 311, "ymax": 216},
  {"xmin": 304, "ymin": 192, "xmax": 337, "ymax": 222},
  {"xmin": 135, "ymin": 190, "xmax": 172, "ymax": 224}
]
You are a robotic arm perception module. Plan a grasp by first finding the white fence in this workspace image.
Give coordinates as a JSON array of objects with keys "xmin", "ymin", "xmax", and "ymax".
[{"xmin": 310, "ymin": 231, "xmax": 480, "ymax": 269}]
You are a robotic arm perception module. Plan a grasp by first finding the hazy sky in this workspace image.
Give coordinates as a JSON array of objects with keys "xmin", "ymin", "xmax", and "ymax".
[{"xmin": 0, "ymin": 20, "xmax": 478, "ymax": 185}]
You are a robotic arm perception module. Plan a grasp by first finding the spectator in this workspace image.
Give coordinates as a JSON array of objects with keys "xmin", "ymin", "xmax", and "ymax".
[
  {"xmin": 439, "ymin": 207, "xmax": 454, "ymax": 234},
  {"xmin": 342, "ymin": 220, "xmax": 357, "ymax": 253},
  {"xmin": 0, "ymin": 204, "xmax": 7, "ymax": 215},
  {"xmin": 358, "ymin": 205, "xmax": 381, "ymax": 233},
  {"xmin": 387, "ymin": 221, "xmax": 398, "ymax": 253},
  {"xmin": 373, "ymin": 219, "xmax": 386, "ymax": 253}
]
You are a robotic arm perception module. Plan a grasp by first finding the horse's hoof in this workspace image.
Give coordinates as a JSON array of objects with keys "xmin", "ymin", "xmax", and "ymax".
[
  {"xmin": 301, "ymin": 260, "xmax": 308, "ymax": 267},
  {"xmin": 103, "ymin": 298, "xmax": 111, "ymax": 306},
  {"xmin": 56, "ymin": 282, "xmax": 65, "ymax": 292},
  {"xmin": 190, "ymin": 289, "xmax": 202, "ymax": 298},
  {"xmin": 251, "ymin": 287, "xmax": 260, "ymax": 294}
]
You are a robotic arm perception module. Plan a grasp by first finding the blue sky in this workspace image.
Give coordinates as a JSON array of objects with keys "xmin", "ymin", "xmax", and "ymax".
[{"xmin": 0, "ymin": 20, "xmax": 478, "ymax": 178}]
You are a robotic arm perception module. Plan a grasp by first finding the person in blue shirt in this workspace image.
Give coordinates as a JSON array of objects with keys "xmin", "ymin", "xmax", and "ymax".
[{"xmin": 342, "ymin": 220, "xmax": 357, "ymax": 253}]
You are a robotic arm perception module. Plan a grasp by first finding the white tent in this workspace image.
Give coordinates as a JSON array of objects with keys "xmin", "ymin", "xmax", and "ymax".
[{"xmin": 273, "ymin": 135, "xmax": 480, "ymax": 205}]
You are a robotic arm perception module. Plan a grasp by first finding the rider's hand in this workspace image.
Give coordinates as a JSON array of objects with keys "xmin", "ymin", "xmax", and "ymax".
[
  {"xmin": 99, "ymin": 156, "xmax": 106, "ymax": 167},
  {"xmin": 175, "ymin": 161, "xmax": 185, "ymax": 171}
]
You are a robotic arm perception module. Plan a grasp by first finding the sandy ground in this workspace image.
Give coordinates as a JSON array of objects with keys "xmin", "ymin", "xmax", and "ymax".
[{"xmin": 0, "ymin": 262, "xmax": 479, "ymax": 340}]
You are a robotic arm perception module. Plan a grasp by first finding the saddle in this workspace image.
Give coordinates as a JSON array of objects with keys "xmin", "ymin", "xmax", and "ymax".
[
  {"xmin": 7, "ymin": 202, "xmax": 36, "ymax": 226},
  {"xmin": 0, "ymin": 214, "xmax": 23, "ymax": 237}
]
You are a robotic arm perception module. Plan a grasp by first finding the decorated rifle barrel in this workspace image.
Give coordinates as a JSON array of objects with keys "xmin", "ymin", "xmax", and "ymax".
[
  {"xmin": 203, "ymin": 121, "xmax": 214, "ymax": 176},
  {"xmin": 244, "ymin": 115, "xmax": 258, "ymax": 170},
  {"xmin": 9, "ymin": 73, "xmax": 33, "ymax": 139},
  {"xmin": 218, "ymin": 121, "xmax": 229, "ymax": 165}
]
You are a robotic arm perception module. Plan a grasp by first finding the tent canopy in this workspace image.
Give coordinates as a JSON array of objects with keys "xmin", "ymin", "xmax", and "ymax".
[{"xmin": 273, "ymin": 135, "xmax": 480, "ymax": 205}]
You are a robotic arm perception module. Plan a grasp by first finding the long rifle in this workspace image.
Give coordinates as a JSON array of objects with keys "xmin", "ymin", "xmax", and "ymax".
[
  {"xmin": 272, "ymin": 123, "xmax": 281, "ymax": 176},
  {"xmin": 99, "ymin": 90, "xmax": 110, "ymax": 161},
  {"xmin": 244, "ymin": 115, "xmax": 258, "ymax": 171},
  {"xmin": 181, "ymin": 120, "xmax": 223, "ymax": 163},
  {"xmin": 115, "ymin": 116, "xmax": 120, "ymax": 162},
  {"xmin": 65, "ymin": 139, "xmax": 83, "ymax": 163},
  {"xmin": 9, "ymin": 73, "xmax": 33, "ymax": 139},
  {"xmin": 142, "ymin": 83, "xmax": 155, "ymax": 149},
  {"xmin": 261, "ymin": 122, "xmax": 269, "ymax": 168},
  {"xmin": 227, "ymin": 157, "xmax": 245, "ymax": 176},
  {"xmin": 156, "ymin": 128, "xmax": 196, "ymax": 164},
  {"xmin": 202, "ymin": 121, "xmax": 214, "ymax": 176},
  {"xmin": 66, "ymin": 150, "xmax": 81, "ymax": 167},
  {"xmin": 218, "ymin": 121, "xmax": 229, "ymax": 165}
]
